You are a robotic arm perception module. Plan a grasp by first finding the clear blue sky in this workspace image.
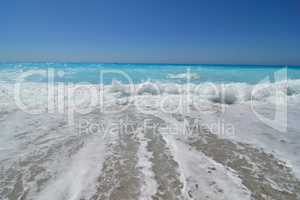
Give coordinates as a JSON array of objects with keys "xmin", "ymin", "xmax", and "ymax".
[{"xmin": 0, "ymin": 0, "xmax": 299, "ymax": 64}]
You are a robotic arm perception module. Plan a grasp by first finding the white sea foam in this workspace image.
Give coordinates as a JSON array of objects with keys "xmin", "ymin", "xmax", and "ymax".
[
  {"xmin": 163, "ymin": 135, "xmax": 252, "ymax": 200},
  {"xmin": 2, "ymin": 80, "xmax": 300, "ymax": 113},
  {"xmin": 35, "ymin": 135, "xmax": 106, "ymax": 200},
  {"xmin": 136, "ymin": 82, "xmax": 161, "ymax": 95},
  {"xmin": 167, "ymin": 72, "xmax": 200, "ymax": 80},
  {"xmin": 136, "ymin": 128, "xmax": 158, "ymax": 200}
]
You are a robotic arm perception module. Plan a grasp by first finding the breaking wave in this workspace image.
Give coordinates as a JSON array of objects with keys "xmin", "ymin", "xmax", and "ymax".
[
  {"xmin": 106, "ymin": 79, "xmax": 300, "ymax": 104},
  {"xmin": 1, "ymin": 80, "xmax": 300, "ymax": 115},
  {"xmin": 167, "ymin": 72, "xmax": 200, "ymax": 80}
]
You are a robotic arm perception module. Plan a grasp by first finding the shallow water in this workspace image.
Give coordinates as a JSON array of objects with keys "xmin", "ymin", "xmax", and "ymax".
[{"xmin": 0, "ymin": 63, "xmax": 300, "ymax": 84}]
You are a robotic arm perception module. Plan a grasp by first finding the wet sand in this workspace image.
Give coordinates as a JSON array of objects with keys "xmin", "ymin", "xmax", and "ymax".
[
  {"xmin": 1, "ymin": 104, "xmax": 300, "ymax": 200},
  {"xmin": 89, "ymin": 106, "xmax": 300, "ymax": 200}
]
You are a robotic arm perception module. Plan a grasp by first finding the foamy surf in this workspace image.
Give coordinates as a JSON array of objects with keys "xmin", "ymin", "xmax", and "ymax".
[
  {"xmin": 136, "ymin": 127, "xmax": 158, "ymax": 200},
  {"xmin": 163, "ymin": 136, "xmax": 252, "ymax": 200},
  {"xmin": 36, "ymin": 135, "xmax": 106, "ymax": 200}
]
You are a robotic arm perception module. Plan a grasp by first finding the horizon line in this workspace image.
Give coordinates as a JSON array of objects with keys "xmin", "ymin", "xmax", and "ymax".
[{"xmin": 0, "ymin": 61, "xmax": 300, "ymax": 67}]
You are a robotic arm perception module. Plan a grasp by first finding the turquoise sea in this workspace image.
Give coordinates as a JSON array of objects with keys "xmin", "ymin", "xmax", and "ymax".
[{"xmin": 0, "ymin": 63, "xmax": 300, "ymax": 84}]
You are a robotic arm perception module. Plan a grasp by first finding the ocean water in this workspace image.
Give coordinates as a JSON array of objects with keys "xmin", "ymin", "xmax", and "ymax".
[
  {"xmin": 1, "ymin": 63, "xmax": 300, "ymax": 200},
  {"xmin": 1, "ymin": 63, "xmax": 300, "ymax": 84}
]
